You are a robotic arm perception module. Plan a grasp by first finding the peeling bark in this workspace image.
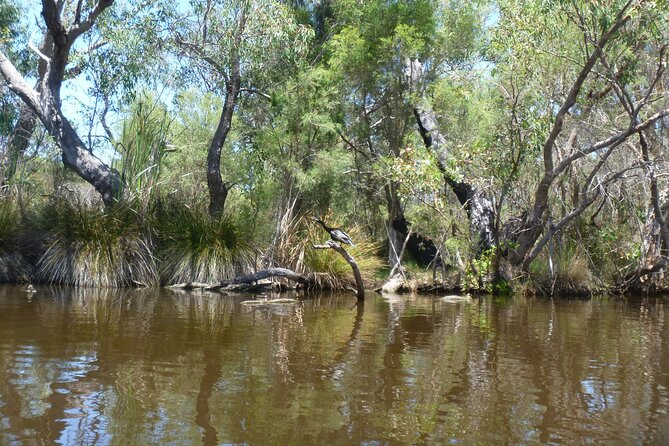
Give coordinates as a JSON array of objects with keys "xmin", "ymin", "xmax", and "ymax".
[{"xmin": 414, "ymin": 106, "xmax": 496, "ymax": 254}]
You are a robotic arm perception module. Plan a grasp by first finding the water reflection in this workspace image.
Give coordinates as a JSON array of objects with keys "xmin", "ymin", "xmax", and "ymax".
[{"xmin": 0, "ymin": 286, "xmax": 668, "ymax": 445}]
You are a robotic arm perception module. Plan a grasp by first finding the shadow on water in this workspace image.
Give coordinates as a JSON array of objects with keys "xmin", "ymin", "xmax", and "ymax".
[{"xmin": 0, "ymin": 285, "xmax": 668, "ymax": 445}]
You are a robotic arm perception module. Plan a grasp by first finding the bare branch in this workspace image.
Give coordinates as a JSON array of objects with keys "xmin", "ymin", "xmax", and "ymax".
[
  {"xmin": 68, "ymin": 0, "xmax": 114, "ymax": 42},
  {"xmin": 555, "ymin": 108, "xmax": 669, "ymax": 176},
  {"xmin": 28, "ymin": 41, "xmax": 50, "ymax": 62},
  {"xmin": 239, "ymin": 87, "xmax": 271, "ymax": 100}
]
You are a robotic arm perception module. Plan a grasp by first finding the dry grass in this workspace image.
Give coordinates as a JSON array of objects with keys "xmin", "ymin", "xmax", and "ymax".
[
  {"xmin": 273, "ymin": 215, "xmax": 383, "ymax": 290},
  {"xmin": 529, "ymin": 248, "xmax": 599, "ymax": 296}
]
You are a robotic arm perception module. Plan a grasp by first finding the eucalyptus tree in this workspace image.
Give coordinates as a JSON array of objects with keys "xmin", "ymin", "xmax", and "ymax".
[
  {"xmin": 0, "ymin": 0, "xmax": 124, "ymax": 205},
  {"xmin": 490, "ymin": 0, "xmax": 669, "ymax": 272},
  {"xmin": 171, "ymin": 0, "xmax": 312, "ymax": 217}
]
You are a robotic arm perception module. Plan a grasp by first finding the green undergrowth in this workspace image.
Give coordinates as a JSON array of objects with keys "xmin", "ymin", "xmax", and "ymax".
[
  {"xmin": 154, "ymin": 201, "xmax": 256, "ymax": 285},
  {"xmin": 35, "ymin": 200, "xmax": 159, "ymax": 287}
]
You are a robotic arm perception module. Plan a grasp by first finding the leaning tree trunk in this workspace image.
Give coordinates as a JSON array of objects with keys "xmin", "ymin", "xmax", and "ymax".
[
  {"xmin": 414, "ymin": 106, "xmax": 496, "ymax": 255},
  {"xmin": 207, "ymin": 78, "xmax": 239, "ymax": 217},
  {"xmin": 0, "ymin": 1, "xmax": 123, "ymax": 205},
  {"xmin": 205, "ymin": 8, "xmax": 246, "ymax": 218}
]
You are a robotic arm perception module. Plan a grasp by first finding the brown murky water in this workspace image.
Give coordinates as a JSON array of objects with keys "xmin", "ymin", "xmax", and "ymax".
[{"xmin": 0, "ymin": 286, "xmax": 668, "ymax": 445}]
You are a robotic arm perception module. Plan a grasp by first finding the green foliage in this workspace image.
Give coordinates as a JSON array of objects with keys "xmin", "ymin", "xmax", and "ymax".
[
  {"xmin": 155, "ymin": 200, "xmax": 256, "ymax": 285},
  {"xmin": 177, "ymin": 0, "xmax": 313, "ymax": 89},
  {"xmin": 465, "ymin": 248, "xmax": 495, "ymax": 291},
  {"xmin": 35, "ymin": 200, "xmax": 158, "ymax": 287}
]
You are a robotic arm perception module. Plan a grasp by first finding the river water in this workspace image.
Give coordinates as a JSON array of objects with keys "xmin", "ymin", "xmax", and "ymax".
[{"xmin": 0, "ymin": 285, "xmax": 667, "ymax": 445}]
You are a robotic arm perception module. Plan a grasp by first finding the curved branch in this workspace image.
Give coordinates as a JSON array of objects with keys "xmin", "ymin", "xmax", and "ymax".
[{"xmin": 313, "ymin": 241, "xmax": 365, "ymax": 299}]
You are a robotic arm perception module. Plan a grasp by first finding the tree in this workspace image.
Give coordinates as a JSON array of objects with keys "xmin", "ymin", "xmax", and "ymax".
[
  {"xmin": 0, "ymin": 0, "xmax": 124, "ymax": 205},
  {"xmin": 172, "ymin": 0, "xmax": 311, "ymax": 217},
  {"xmin": 494, "ymin": 0, "xmax": 669, "ymax": 272}
]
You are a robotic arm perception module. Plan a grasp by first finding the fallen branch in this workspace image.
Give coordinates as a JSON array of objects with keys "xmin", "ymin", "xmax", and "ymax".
[
  {"xmin": 211, "ymin": 267, "xmax": 308, "ymax": 289},
  {"xmin": 167, "ymin": 250, "xmax": 365, "ymax": 299},
  {"xmin": 313, "ymin": 240, "xmax": 365, "ymax": 299}
]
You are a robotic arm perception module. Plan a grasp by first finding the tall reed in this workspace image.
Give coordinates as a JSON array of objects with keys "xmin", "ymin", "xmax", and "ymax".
[{"xmin": 113, "ymin": 94, "xmax": 171, "ymax": 208}]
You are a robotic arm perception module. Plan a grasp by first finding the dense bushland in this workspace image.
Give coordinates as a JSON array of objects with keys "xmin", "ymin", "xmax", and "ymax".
[{"xmin": 0, "ymin": 0, "xmax": 668, "ymax": 294}]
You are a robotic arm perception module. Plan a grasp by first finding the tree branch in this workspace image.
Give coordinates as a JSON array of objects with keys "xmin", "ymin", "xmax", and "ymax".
[
  {"xmin": 313, "ymin": 241, "xmax": 365, "ymax": 299},
  {"xmin": 68, "ymin": 0, "xmax": 114, "ymax": 42},
  {"xmin": 0, "ymin": 50, "xmax": 42, "ymax": 116}
]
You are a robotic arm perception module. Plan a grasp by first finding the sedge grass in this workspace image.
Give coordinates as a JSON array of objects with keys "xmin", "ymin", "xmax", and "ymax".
[
  {"xmin": 155, "ymin": 201, "xmax": 256, "ymax": 285},
  {"xmin": 35, "ymin": 200, "xmax": 159, "ymax": 287},
  {"xmin": 275, "ymin": 215, "xmax": 383, "ymax": 290}
]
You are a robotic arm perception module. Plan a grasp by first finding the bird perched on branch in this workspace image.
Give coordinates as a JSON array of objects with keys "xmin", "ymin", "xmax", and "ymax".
[{"xmin": 312, "ymin": 217, "xmax": 356, "ymax": 247}]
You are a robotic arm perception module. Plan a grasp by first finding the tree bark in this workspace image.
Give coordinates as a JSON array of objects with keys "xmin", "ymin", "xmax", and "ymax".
[
  {"xmin": 414, "ymin": 106, "xmax": 496, "ymax": 254},
  {"xmin": 0, "ymin": 1, "xmax": 122, "ymax": 205}
]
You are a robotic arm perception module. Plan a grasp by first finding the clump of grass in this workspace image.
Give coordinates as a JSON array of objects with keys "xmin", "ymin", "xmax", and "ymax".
[
  {"xmin": 529, "ymin": 246, "xmax": 599, "ymax": 296},
  {"xmin": 275, "ymin": 215, "xmax": 383, "ymax": 290},
  {"xmin": 35, "ymin": 199, "xmax": 158, "ymax": 287},
  {"xmin": 155, "ymin": 201, "xmax": 255, "ymax": 285}
]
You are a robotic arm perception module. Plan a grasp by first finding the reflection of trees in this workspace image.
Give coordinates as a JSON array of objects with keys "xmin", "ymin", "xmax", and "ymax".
[{"xmin": 1, "ymin": 287, "xmax": 669, "ymax": 444}]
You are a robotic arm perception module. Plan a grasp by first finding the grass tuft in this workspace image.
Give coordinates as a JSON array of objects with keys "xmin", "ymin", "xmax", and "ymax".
[
  {"xmin": 35, "ymin": 200, "xmax": 158, "ymax": 287},
  {"xmin": 274, "ymin": 215, "xmax": 383, "ymax": 290},
  {"xmin": 529, "ymin": 246, "xmax": 599, "ymax": 296},
  {"xmin": 155, "ymin": 201, "xmax": 256, "ymax": 285}
]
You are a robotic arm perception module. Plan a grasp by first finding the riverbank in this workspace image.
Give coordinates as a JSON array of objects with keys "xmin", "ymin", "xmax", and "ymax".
[{"xmin": 2, "ymin": 197, "xmax": 664, "ymax": 297}]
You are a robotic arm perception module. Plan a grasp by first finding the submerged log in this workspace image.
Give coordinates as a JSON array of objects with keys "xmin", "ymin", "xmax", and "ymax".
[
  {"xmin": 167, "ymin": 268, "xmax": 308, "ymax": 292},
  {"xmin": 210, "ymin": 267, "xmax": 308, "ymax": 289}
]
